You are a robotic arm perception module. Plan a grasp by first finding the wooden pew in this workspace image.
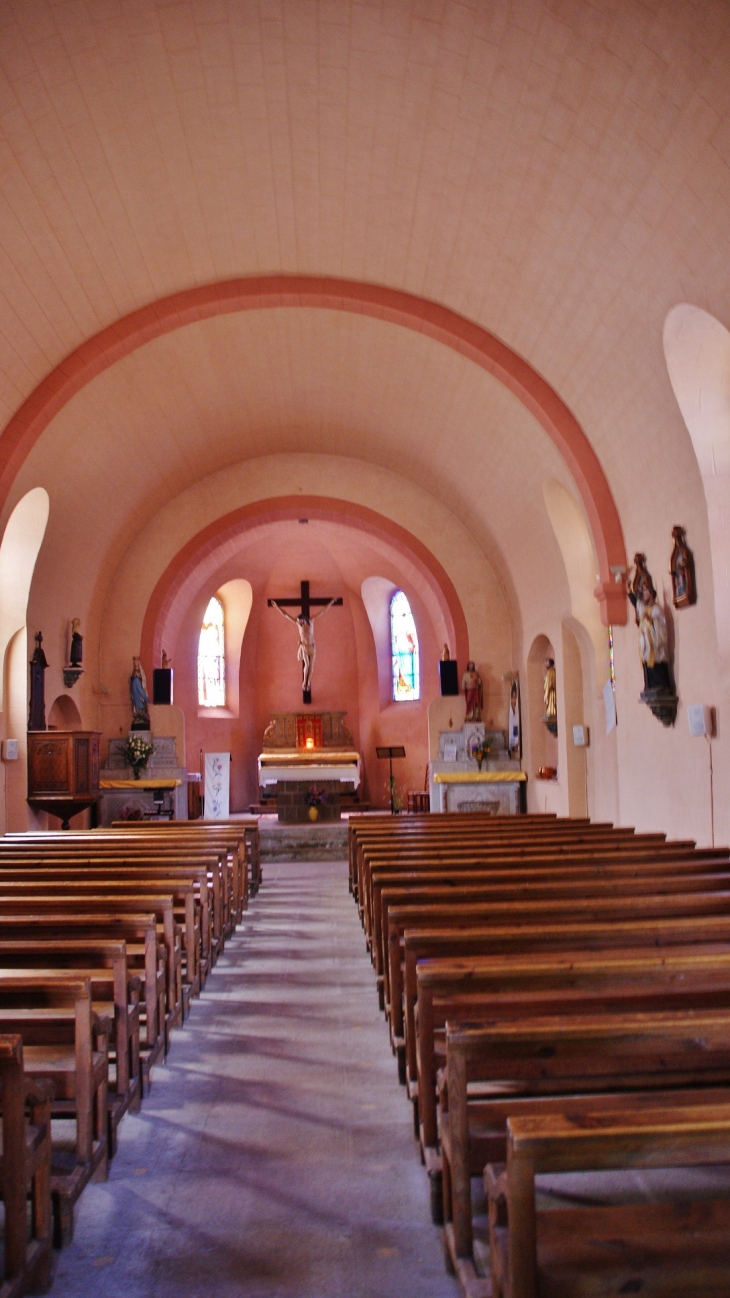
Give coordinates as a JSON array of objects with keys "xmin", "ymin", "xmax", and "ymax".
[
  {"xmin": 441, "ymin": 1007, "xmax": 730, "ymax": 1288},
  {"xmin": 377, "ymin": 854, "xmax": 730, "ymax": 1013},
  {"xmin": 0, "ymin": 975, "xmax": 110, "ymax": 1247},
  {"xmin": 393, "ymin": 896, "xmax": 730, "ymax": 1085},
  {"xmin": 488, "ymin": 1102, "xmax": 730, "ymax": 1298},
  {"xmin": 358, "ymin": 835, "xmax": 700, "ymax": 947},
  {"xmin": 0, "ymin": 889, "xmax": 183, "ymax": 1034},
  {"xmin": 0, "ymin": 862, "xmax": 209, "ymax": 997},
  {"xmin": 0, "ymin": 938, "xmax": 142, "ymax": 1150},
  {"xmin": 0, "ymin": 913, "xmax": 165, "ymax": 1088},
  {"xmin": 0, "ymin": 847, "xmax": 222, "ymax": 966},
  {"xmin": 0, "ymin": 1033, "xmax": 53, "ymax": 1298}
]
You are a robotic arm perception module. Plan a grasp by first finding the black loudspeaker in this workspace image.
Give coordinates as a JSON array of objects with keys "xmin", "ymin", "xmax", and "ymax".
[
  {"xmin": 439, "ymin": 660, "xmax": 458, "ymax": 696},
  {"xmin": 152, "ymin": 668, "xmax": 173, "ymax": 705}
]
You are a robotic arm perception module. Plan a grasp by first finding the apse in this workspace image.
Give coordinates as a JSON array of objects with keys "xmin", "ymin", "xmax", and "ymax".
[{"xmin": 157, "ymin": 514, "xmax": 468, "ymax": 811}]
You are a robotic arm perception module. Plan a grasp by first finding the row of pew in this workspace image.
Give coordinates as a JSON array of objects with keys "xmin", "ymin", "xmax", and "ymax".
[
  {"xmin": 349, "ymin": 810, "xmax": 730, "ymax": 1298},
  {"xmin": 0, "ymin": 816, "xmax": 260, "ymax": 1298}
]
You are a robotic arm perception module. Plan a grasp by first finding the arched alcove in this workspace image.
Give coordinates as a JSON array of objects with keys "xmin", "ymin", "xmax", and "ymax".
[
  {"xmin": 561, "ymin": 622, "xmax": 588, "ymax": 817},
  {"xmin": 48, "ymin": 693, "xmax": 83, "ymax": 731},
  {"xmin": 527, "ymin": 634, "xmax": 559, "ymax": 782},
  {"xmin": 0, "ymin": 487, "xmax": 50, "ymax": 711},
  {"xmin": 543, "ymin": 479, "xmax": 606, "ymax": 679},
  {"xmin": 663, "ymin": 304, "xmax": 730, "ymax": 658}
]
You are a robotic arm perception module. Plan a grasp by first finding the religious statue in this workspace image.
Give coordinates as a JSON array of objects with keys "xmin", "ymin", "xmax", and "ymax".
[
  {"xmin": 271, "ymin": 598, "xmax": 338, "ymax": 703},
  {"xmin": 669, "ymin": 526, "xmax": 696, "ymax": 609},
  {"xmin": 628, "ymin": 553, "xmax": 677, "ymax": 726},
  {"xmin": 161, "ymin": 649, "xmax": 172, "ymax": 669},
  {"xmin": 441, "ymin": 643, "xmax": 450, "ymax": 661},
  {"xmin": 461, "ymin": 661, "xmax": 483, "ymax": 722},
  {"xmin": 542, "ymin": 658, "xmax": 558, "ymax": 735},
  {"xmin": 129, "ymin": 656, "xmax": 150, "ymax": 730},
  {"xmin": 69, "ymin": 618, "xmax": 83, "ymax": 667},
  {"xmin": 28, "ymin": 631, "xmax": 48, "ymax": 731},
  {"xmin": 508, "ymin": 677, "xmax": 521, "ymax": 756}
]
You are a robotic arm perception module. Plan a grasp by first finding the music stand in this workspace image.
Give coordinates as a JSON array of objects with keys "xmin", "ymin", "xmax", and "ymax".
[{"xmin": 376, "ymin": 745, "xmax": 406, "ymax": 813}]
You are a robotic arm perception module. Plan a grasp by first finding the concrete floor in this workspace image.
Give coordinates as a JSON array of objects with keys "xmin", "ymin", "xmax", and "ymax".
[{"xmin": 53, "ymin": 859, "xmax": 460, "ymax": 1298}]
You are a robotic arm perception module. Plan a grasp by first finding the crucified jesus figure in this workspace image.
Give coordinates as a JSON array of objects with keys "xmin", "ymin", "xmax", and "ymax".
[{"xmin": 271, "ymin": 598, "xmax": 337, "ymax": 696}]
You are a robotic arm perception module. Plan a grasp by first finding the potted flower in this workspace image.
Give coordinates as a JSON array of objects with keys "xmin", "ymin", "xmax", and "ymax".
[
  {"xmin": 123, "ymin": 735, "xmax": 154, "ymax": 780},
  {"xmin": 305, "ymin": 785, "xmax": 327, "ymax": 821},
  {"xmin": 470, "ymin": 735, "xmax": 492, "ymax": 771}
]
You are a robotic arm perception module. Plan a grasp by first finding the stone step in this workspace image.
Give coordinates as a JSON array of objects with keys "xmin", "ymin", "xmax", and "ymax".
[{"xmin": 260, "ymin": 822, "xmax": 349, "ymax": 862}]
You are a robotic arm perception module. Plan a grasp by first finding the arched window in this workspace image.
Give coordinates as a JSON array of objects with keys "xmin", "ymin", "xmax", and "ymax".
[
  {"xmin": 198, "ymin": 596, "xmax": 226, "ymax": 707},
  {"xmin": 390, "ymin": 590, "xmax": 420, "ymax": 701}
]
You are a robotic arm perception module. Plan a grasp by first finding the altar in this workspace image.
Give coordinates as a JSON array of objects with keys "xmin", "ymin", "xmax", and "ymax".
[
  {"xmin": 429, "ymin": 723, "xmax": 526, "ymax": 814},
  {"xmin": 258, "ymin": 711, "xmax": 360, "ymax": 823}
]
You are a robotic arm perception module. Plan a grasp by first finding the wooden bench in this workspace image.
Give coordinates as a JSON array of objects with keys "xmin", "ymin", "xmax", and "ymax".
[
  {"xmin": 441, "ymin": 1008, "xmax": 730, "ymax": 1290},
  {"xmin": 377, "ymin": 855, "xmax": 730, "ymax": 1015},
  {"xmin": 0, "ymin": 1033, "xmax": 53, "ymax": 1298},
  {"xmin": 0, "ymin": 975, "xmax": 110, "ymax": 1247},
  {"xmin": 488, "ymin": 1101, "xmax": 730, "ymax": 1298},
  {"xmin": 394, "ymin": 898, "xmax": 730, "ymax": 1089},
  {"xmin": 0, "ymin": 938, "xmax": 142, "ymax": 1150},
  {"xmin": 0, "ymin": 913, "xmax": 166, "ymax": 1089},
  {"xmin": 0, "ymin": 890, "xmax": 183, "ymax": 1036}
]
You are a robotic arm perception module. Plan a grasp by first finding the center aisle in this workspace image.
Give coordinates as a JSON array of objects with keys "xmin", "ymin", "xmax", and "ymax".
[{"xmin": 55, "ymin": 858, "xmax": 460, "ymax": 1298}]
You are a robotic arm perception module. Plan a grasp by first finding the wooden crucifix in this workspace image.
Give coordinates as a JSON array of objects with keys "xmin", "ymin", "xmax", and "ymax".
[{"xmin": 268, "ymin": 580, "xmax": 343, "ymax": 704}]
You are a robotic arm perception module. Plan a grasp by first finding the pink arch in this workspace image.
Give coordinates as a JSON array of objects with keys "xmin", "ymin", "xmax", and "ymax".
[
  {"xmin": 0, "ymin": 274, "xmax": 627, "ymax": 625},
  {"xmin": 139, "ymin": 496, "xmax": 470, "ymax": 670}
]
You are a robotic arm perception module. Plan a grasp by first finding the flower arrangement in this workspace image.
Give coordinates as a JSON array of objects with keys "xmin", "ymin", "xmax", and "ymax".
[
  {"xmin": 470, "ymin": 735, "xmax": 492, "ymax": 770},
  {"xmin": 123, "ymin": 735, "xmax": 154, "ymax": 780},
  {"xmin": 305, "ymin": 785, "xmax": 327, "ymax": 808}
]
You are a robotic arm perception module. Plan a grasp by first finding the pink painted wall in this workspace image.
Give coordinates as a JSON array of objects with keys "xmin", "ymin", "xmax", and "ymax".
[{"xmin": 169, "ymin": 519, "xmax": 449, "ymax": 812}]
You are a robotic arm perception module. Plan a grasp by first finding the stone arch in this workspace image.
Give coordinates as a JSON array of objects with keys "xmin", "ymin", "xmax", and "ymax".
[{"xmin": 0, "ymin": 277, "xmax": 627, "ymax": 624}]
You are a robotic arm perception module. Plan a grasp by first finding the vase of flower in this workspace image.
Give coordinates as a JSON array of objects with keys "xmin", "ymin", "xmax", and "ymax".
[
  {"xmin": 306, "ymin": 785, "xmax": 326, "ymax": 821},
  {"xmin": 123, "ymin": 735, "xmax": 154, "ymax": 781}
]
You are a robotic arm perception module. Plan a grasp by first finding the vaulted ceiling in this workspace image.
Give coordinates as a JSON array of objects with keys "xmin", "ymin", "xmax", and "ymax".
[{"xmin": 2, "ymin": 0, "xmax": 730, "ymax": 634}]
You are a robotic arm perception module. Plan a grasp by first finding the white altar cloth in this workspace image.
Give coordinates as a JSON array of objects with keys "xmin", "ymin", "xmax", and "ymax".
[{"xmin": 258, "ymin": 753, "xmax": 360, "ymax": 789}]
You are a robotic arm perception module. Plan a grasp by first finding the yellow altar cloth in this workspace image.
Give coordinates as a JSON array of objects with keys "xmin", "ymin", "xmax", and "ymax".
[{"xmin": 99, "ymin": 778, "xmax": 182, "ymax": 789}]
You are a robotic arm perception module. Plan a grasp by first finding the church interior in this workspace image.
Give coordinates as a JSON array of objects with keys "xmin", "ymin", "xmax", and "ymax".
[{"xmin": 2, "ymin": 2, "xmax": 730, "ymax": 1296}]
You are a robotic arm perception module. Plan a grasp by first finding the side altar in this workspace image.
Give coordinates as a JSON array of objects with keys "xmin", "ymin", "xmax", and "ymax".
[
  {"xmin": 258, "ymin": 712, "xmax": 360, "ymax": 824},
  {"xmin": 429, "ymin": 723, "xmax": 526, "ymax": 815},
  {"xmin": 98, "ymin": 734, "xmax": 187, "ymax": 824}
]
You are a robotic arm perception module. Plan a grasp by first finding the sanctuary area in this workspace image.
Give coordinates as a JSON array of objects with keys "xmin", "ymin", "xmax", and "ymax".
[{"xmin": 1, "ymin": 2, "xmax": 730, "ymax": 1297}]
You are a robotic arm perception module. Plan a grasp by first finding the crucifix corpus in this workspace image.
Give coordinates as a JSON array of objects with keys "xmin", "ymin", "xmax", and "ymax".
[{"xmin": 268, "ymin": 580, "xmax": 343, "ymax": 704}]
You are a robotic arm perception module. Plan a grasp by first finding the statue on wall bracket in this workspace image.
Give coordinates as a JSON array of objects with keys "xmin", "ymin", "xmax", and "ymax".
[
  {"xmin": 628, "ymin": 553, "xmax": 677, "ymax": 727},
  {"xmin": 129, "ymin": 657, "xmax": 151, "ymax": 730},
  {"xmin": 670, "ymin": 525, "xmax": 696, "ymax": 608}
]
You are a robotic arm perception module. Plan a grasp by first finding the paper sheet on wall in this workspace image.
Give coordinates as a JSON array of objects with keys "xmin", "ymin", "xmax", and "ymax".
[
  {"xmin": 603, "ymin": 680, "xmax": 617, "ymax": 735},
  {"xmin": 204, "ymin": 752, "xmax": 230, "ymax": 819}
]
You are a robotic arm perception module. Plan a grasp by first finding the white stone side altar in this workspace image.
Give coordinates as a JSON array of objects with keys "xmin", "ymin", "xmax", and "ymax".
[{"xmin": 428, "ymin": 724, "xmax": 526, "ymax": 814}]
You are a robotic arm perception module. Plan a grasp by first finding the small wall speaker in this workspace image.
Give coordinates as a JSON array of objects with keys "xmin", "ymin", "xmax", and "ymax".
[
  {"xmin": 2, "ymin": 739, "xmax": 19, "ymax": 761},
  {"xmin": 572, "ymin": 725, "xmax": 589, "ymax": 747},
  {"xmin": 687, "ymin": 704, "xmax": 713, "ymax": 738}
]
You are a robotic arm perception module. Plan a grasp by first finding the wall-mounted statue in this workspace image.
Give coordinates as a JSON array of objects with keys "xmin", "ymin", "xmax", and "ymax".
[
  {"xmin": 542, "ymin": 658, "xmax": 558, "ymax": 736},
  {"xmin": 628, "ymin": 553, "xmax": 677, "ymax": 726},
  {"xmin": 28, "ymin": 631, "xmax": 48, "ymax": 731},
  {"xmin": 670, "ymin": 526, "xmax": 696, "ymax": 608},
  {"xmin": 461, "ymin": 661, "xmax": 483, "ymax": 722},
  {"xmin": 129, "ymin": 657, "xmax": 150, "ymax": 730},
  {"xmin": 70, "ymin": 618, "xmax": 83, "ymax": 666}
]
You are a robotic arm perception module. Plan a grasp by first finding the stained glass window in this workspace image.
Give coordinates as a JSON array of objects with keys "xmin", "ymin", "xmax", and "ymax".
[
  {"xmin": 391, "ymin": 590, "xmax": 420, "ymax": 701},
  {"xmin": 198, "ymin": 595, "xmax": 226, "ymax": 707}
]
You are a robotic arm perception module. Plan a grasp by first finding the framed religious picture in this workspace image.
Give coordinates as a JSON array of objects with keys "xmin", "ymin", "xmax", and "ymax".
[{"xmin": 669, "ymin": 525, "xmax": 696, "ymax": 608}]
